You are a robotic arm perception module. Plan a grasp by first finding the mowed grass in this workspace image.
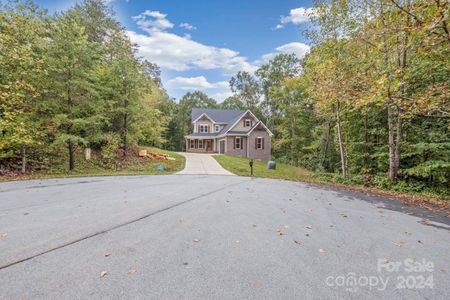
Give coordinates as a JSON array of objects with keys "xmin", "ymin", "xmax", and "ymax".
[
  {"xmin": 213, "ymin": 155, "xmax": 312, "ymax": 182},
  {"xmin": 0, "ymin": 147, "xmax": 185, "ymax": 181}
]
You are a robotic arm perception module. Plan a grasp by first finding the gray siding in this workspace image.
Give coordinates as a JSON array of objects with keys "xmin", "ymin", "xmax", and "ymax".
[
  {"xmin": 225, "ymin": 136, "xmax": 247, "ymax": 157},
  {"xmin": 248, "ymin": 129, "xmax": 271, "ymax": 160}
]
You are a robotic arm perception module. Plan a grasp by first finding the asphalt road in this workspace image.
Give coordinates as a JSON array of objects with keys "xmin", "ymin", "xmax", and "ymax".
[{"xmin": 0, "ymin": 175, "xmax": 449, "ymax": 299}]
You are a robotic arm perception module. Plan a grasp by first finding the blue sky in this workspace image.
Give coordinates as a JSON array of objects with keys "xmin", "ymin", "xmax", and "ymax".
[{"xmin": 34, "ymin": 0, "xmax": 315, "ymax": 101}]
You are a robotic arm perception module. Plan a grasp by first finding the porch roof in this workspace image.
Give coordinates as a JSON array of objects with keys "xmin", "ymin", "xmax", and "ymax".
[{"xmin": 185, "ymin": 133, "xmax": 218, "ymax": 139}]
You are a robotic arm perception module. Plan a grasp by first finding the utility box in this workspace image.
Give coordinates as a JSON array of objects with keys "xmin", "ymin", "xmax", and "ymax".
[{"xmin": 267, "ymin": 160, "xmax": 276, "ymax": 170}]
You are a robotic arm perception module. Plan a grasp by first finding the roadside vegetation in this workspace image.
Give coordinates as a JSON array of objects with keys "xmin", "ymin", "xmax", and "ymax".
[
  {"xmin": 0, "ymin": 147, "xmax": 184, "ymax": 181},
  {"xmin": 213, "ymin": 155, "xmax": 449, "ymax": 203},
  {"xmin": 1, "ymin": 0, "xmax": 448, "ymax": 198},
  {"xmin": 213, "ymin": 155, "xmax": 313, "ymax": 182}
]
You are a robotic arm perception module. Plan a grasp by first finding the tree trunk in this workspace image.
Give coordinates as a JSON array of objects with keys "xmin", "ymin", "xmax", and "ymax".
[
  {"xmin": 68, "ymin": 140, "xmax": 75, "ymax": 170},
  {"xmin": 21, "ymin": 144, "xmax": 27, "ymax": 173},
  {"xmin": 290, "ymin": 117, "xmax": 295, "ymax": 164},
  {"xmin": 394, "ymin": 108, "xmax": 403, "ymax": 179},
  {"xmin": 364, "ymin": 111, "xmax": 369, "ymax": 159},
  {"xmin": 387, "ymin": 93, "xmax": 396, "ymax": 182},
  {"xmin": 336, "ymin": 101, "xmax": 347, "ymax": 177},
  {"xmin": 123, "ymin": 112, "xmax": 128, "ymax": 154},
  {"xmin": 321, "ymin": 121, "xmax": 332, "ymax": 169}
]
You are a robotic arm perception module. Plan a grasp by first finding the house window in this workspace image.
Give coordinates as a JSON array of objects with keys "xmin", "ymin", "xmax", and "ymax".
[
  {"xmin": 215, "ymin": 125, "xmax": 220, "ymax": 132},
  {"xmin": 234, "ymin": 137, "xmax": 242, "ymax": 149},
  {"xmin": 199, "ymin": 124, "xmax": 209, "ymax": 133},
  {"xmin": 256, "ymin": 137, "xmax": 264, "ymax": 150},
  {"xmin": 244, "ymin": 119, "xmax": 252, "ymax": 127},
  {"xmin": 189, "ymin": 139, "xmax": 195, "ymax": 149},
  {"xmin": 198, "ymin": 140, "xmax": 203, "ymax": 149}
]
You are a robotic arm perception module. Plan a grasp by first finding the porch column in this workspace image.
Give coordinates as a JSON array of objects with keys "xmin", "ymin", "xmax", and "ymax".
[{"xmin": 185, "ymin": 138, "xmax": 188, "ymax": 152}]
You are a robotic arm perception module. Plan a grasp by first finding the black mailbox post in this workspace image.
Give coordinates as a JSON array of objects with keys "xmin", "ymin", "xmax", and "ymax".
[{"xmin": 249, "ymin": 159, "xmax": 254, "ymax": 176}]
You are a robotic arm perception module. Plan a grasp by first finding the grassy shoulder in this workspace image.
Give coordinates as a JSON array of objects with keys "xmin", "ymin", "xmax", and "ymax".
[
  {"xmin": 213, "ymin": 154, "xmax": 449, "ymax": 212},
  {"xmin": 213, "ymin": 154, "xmax": 313, "ymax": 182},
  {"xmin": 0, "ymin": 146, "xmax": 185, "ymax": 181}
]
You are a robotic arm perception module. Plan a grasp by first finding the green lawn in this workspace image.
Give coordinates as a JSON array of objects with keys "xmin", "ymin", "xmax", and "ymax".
[
  {"xmin": 213, "ymin": 154, "xmax": 450, "ymax": 205},
  {"xmin": 213, "ymin": 155, "xmax": 312, "ymax": 182},
  {"xmin": 0, "ymin": 147, "xmax": 185, "ymax": 181}
]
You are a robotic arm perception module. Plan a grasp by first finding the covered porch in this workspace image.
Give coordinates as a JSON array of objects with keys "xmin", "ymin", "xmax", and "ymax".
[{"xmin": 185, "ymin": 137, "xmax": 216, "ymax": 153}]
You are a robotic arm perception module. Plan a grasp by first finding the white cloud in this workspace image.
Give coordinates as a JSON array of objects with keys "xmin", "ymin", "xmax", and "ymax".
[
  {"xmin": 166, "ymin": 76, "xmax": 229, "ymax": 90},
  {"xmin": 275, "ymin": 7, "xmax": 316, "ymax": 29},
  {"xmin": 276, "ymin": 42, "xmax": 311, "ymax": 58},
  {"xmin": 128, "ymin": 30, "xmax": 257, "ymax": 73},
  {"xmin": 180, "ymin": 22, "xmax": 196, "ymax": 30},
  {"xmin": 132, "ymin": 10, "xmax": 174, "ymax": 33},
  {"xmin": 262, "ymin": 42, "xmax": 311, "ymax": 62},
  {"xmin": 129, "ymin": 9, "xmax": 258, "ymax": 74},
  {"xmin": 213, "ymin": 91, "xmax": 234, "ymax": 102}
]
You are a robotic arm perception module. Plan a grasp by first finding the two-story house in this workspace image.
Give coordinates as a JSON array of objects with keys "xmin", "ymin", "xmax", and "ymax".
[{"xmin": 185, "ymin": 108, "xmax": 273, "ymax": 160}]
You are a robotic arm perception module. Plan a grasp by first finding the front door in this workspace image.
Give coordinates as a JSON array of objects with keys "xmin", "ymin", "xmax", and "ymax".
[
  {"xmin": 219, "ymin": 140, "xmax": 225, "ymax": 154},
  {"xmin": 206, "ymin": 140, "xmax": 212, "ymax": 152}
]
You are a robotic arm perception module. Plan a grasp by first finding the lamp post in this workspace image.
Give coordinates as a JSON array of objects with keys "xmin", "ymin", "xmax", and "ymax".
[{"xmin": 249, "ymin": 159, "xmax": 254, "ymax": 176}]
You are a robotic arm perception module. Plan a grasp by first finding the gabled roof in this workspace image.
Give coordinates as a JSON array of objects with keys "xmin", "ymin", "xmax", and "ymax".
[
  {"xmin": 218, "ymin": 110, "xmax": 260, "ymax": 136},
  {"xmin": 247, "ymin": 121, "xmax": 273, "ymax": 137},
  {"xmin": 191, "ymin": 108, "xmax": 245, "ymax": 123}
]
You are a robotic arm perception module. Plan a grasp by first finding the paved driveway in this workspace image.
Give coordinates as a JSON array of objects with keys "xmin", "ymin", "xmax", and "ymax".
[
  {"xmin": 0, "ymin": 175, "xmax": 449, "ymax": 299},
  {"xmin": 177, "ymin": 152, "xmax": 234, "ymax": 175}
]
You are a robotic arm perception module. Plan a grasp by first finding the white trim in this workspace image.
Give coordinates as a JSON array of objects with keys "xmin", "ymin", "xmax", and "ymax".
[
  {"xmin": 192, "ymin": 113, "xmax": 215, "ymax": 124},
  {"xmin": 246, "ymin": 136, "xmax": 249, "ymax": 157},
  {"xmin": 256, "ymin": 136, "xmax": 263, "ymax": 149},
  {"xmin": 214, "ymin": 124, "xmax": 220, "ymax": 132},
  {"xmin": 199, "ymin": 123, "xmax": 209, "ymax": 133},
  {"xmin": 234, "ymin": 136, "xmax": 242, "ymax": 149},
  {"xmin": 222, "ymin": 110, "xmax": 259, "ymax": 136},
  {"xmin": 246, "ymin": 121, "xmax": 274, "ymax": 137}
]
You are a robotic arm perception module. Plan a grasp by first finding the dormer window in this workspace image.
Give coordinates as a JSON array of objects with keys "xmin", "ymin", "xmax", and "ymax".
[
  {"xmin": 215, "ymin": 125, "xmax": 220, "ymax": 132},
  {"xmin": 199, "ymin": 124, "xmax": 209, "ymax": 133},
  {"xmin": 244, "ymin": 119, "xmax": 252, "ymax": 127}
]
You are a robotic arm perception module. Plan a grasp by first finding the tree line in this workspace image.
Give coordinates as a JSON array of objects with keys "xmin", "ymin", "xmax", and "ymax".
[
  {"xmin": 1, "ymin": 0, "xmax": 448, "ymax": 196},
  {"xmin": 1, "ymin": 0, "xmax": 171, "ymax": 171},
  {"xmin": 164, "ymin": 0, "xmax": 449, "ymax": 196}
]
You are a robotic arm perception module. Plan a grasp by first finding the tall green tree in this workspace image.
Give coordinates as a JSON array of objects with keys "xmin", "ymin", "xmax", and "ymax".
[{"xmin": 45, "ymin": 11, "xmax": 102, "ymax": 170}]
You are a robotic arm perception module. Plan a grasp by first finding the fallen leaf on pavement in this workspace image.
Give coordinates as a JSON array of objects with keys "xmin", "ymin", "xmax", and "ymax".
[
  {"xmin": 254, "ymin": 283, "xmax": 262, "ymax": 288},
  {"xmin": 439, "ymin": 269, "xmax": 446, "ymax": 273},
  {"xmin": 128, "ymin": 268, "xmax": 138, "ymax": 274},
  {"xmin": 319, "ymin": 249, "xmax": 325, "ymax": 253},
  {"xmin": 0, "ymin": 233, "xmax": 7, "ymax": 238},
  {"xmin": 305, "ymin": 226, "xmax": 312, "ymax": 229},
  {"xmin": 417, "ymin": 240, "xmax": 422, "ymax": 244},
  {"xmin": 404, "ymin": 231, "xmax": 412, "ymax": 235},
  {"xmin": 104, "ymin": 252, "xmax": 112, "ymax": 257},
  {"xmin": 341, "ymin": 214, "xmax": 348, "ymax": 218},
  {"xmin": 193, "ymin": 239, "xmax": 200, "ymax": 243},
  {"xmin": 284, "ymin": 225, "xmax": 289, "ymax": 229},
  {"xmin": 100, "ymin": 271, "xmax": 108, "ymax": 278},
  {"xmin": 294, "ymin": 240, "xmax": 301, "ymax": 245},
  {"xmin": 418, "ymin": 219, "xmax": 429, "ymax": 225},
  {"xmin": 305, "ymin": 233, "xmax": 310, "ymax": 237},
  {"xmin": 394, "ymin": 241, "xmax": 405, "ymax": 247}
]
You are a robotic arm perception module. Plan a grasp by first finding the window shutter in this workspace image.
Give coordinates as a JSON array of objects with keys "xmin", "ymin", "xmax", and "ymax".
[
  {"xmin": 255, "ymin": 138, "xmax": 257, "ymax": 149},
  {"xmin": 262, "ymin": 138, "xmax": 265, "ymax": 150},
  {"xmin": 233, "ymin": 138, "xmax": 235, "ymax": 149}
]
